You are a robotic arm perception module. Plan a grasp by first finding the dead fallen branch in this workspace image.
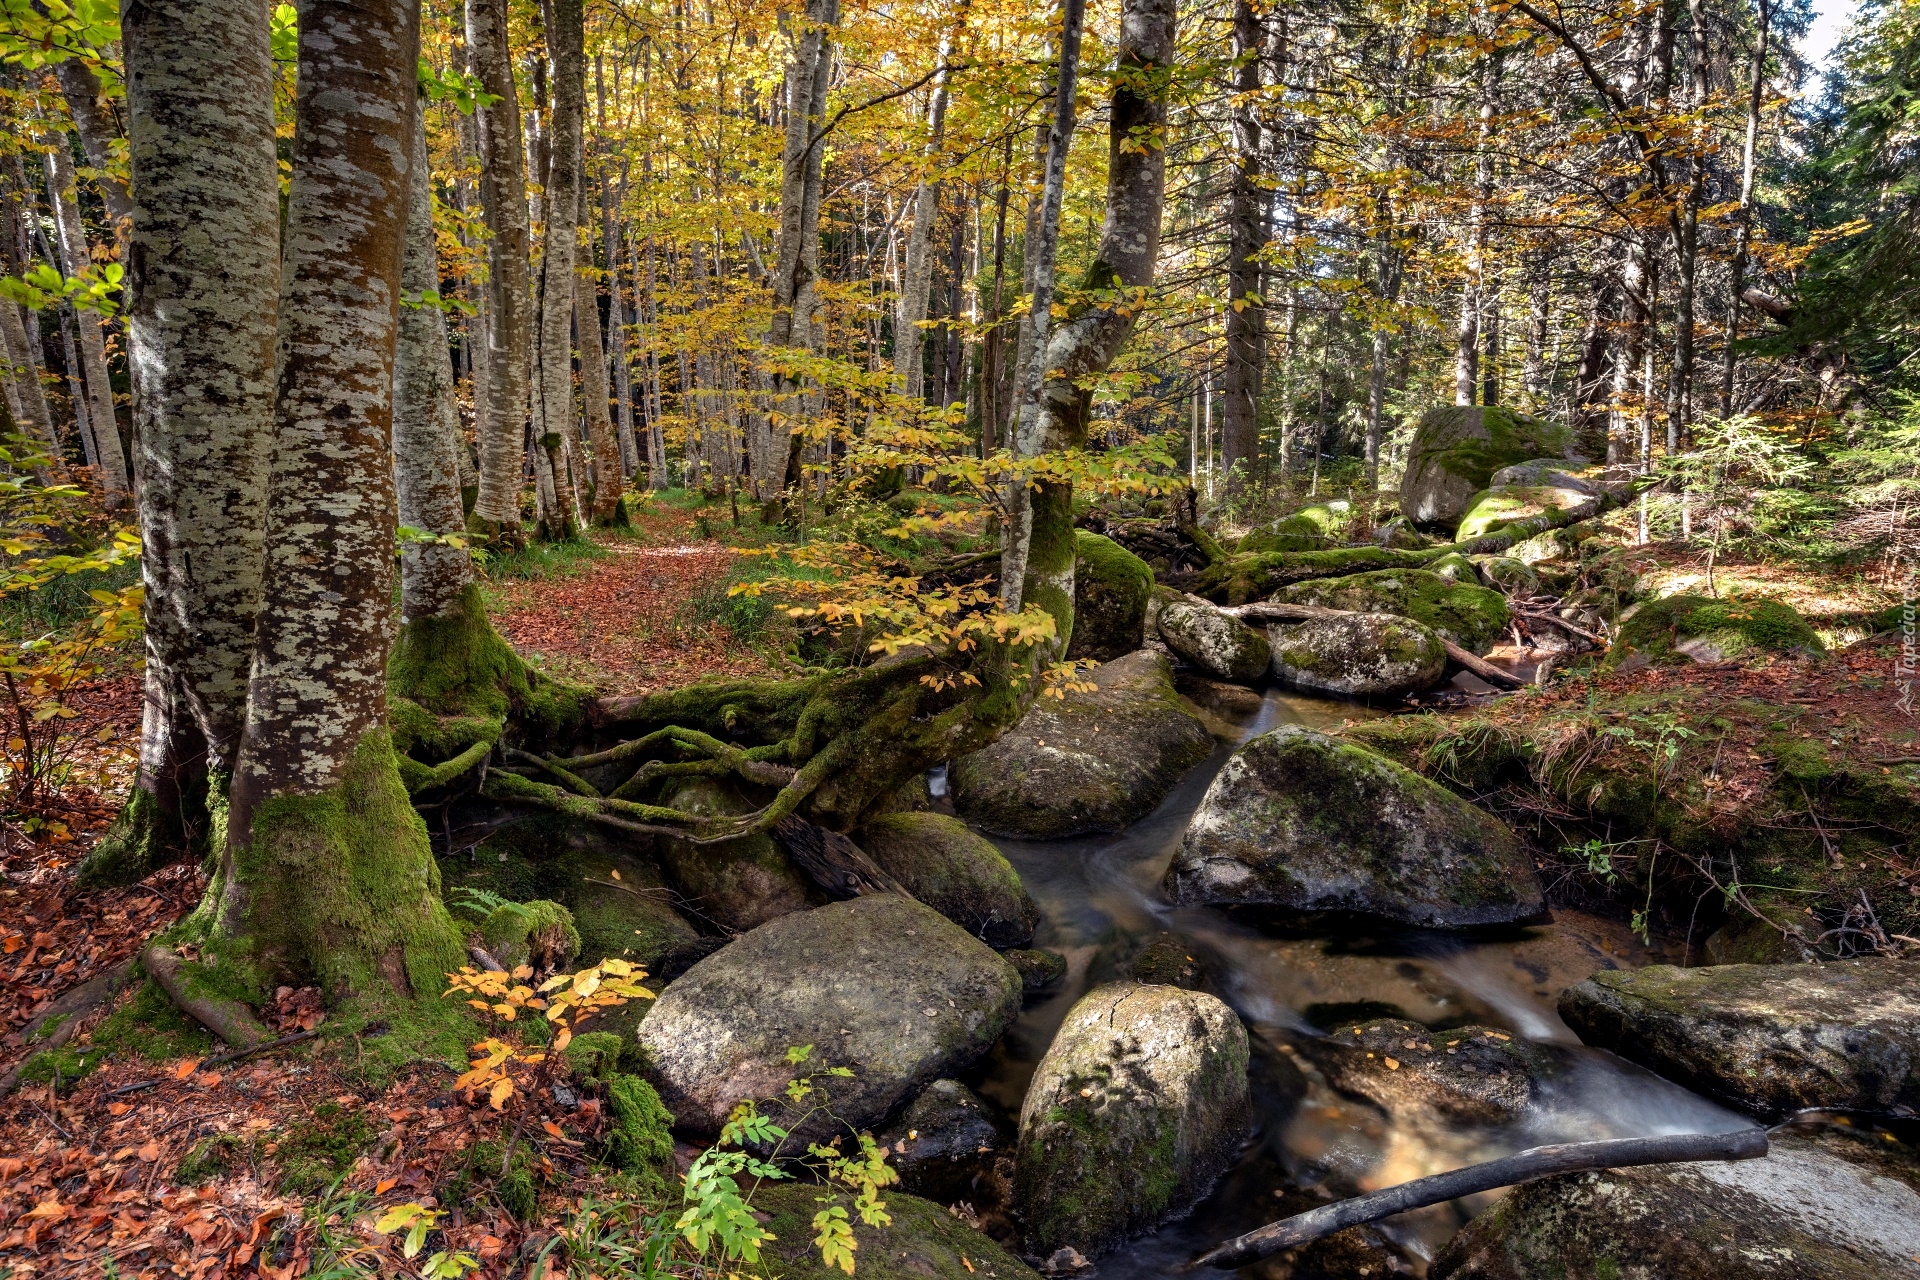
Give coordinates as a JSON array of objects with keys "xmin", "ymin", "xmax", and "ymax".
[
  {"xmin": 1189, "ymin": 1128, "xmax": 1769, "ymax": 1269},
  {"xmin": 772, "ymin": 815, "xmax": 912, "ymax": 899}
]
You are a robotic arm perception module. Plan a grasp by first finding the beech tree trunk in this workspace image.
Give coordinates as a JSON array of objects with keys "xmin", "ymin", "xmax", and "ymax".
[
  {"xmin": 894, "ymin": 29, "xmax": 955, "ymax": 401},
  {"xmin": 1004, "ymin": 0, "xmax": 1173, "ymax": 646},
  {"xmin": 1219, "ymin": 0, "xmax": 1264, "ymax": 494},
  {"xmin": 43, "ymin": 135, "xmax": 131, "ymax": 499},
  {"xmin": 1721, "ymin": 0, "xmax": 1769, "ymax": 416},
  {"xmin": 220, "ymin": 0, "xmax": 462, "ymax": 1002},
  {"xmin": 531, "ymin": 0, "xmax": 586, "ymax": 540},
  {"xmin": 466, "ymin": 0, "xmax": 534, "ymax": 536},
  {"xmin": 395, "ymin": 103, "xmax": 474, "ymax": 622},
  {"xmin": 53, "ymin": 60, "xmax": 133, "ymax": 239},
  {"xmin": 1454, "ymin": 47, "xmax": 1500, "ymax": 406},
  {"xmin": 577, "ymin": 193, "xmax": 625, "ymax": 524},
  {"xmin": 80, "ymin": 0, "xmax": 281, "ymax": 888}
]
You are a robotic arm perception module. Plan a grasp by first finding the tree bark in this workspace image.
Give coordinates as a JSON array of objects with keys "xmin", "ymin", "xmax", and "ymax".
[
  {"xmin": 466, "ymin": 0, "xmax": 533, "ymax": 536},
  {"xmin": 43, "ymin": 133, "xmax": 131, "ymax": 498},
  {"xmin": 532, "ymin": 0, "xmax": 585, "ymax": 541},
  {"xmin": 1004, "ymin": 0, "xmax": 1173, "ymax": 647},
  {"xmin": 577, "ymin": 191, "xmax": 625, "ymax": 524},
  {"xmin": 222, "ymin": 0, "xmax": 462, "ymax": 1002},
  {"xmin": 53, "ymin": 60, "xmax": 133, "ymax": 239},
  {"xmin": 1454, "ymin": 47, "xmax": 1501, "ymax": 406},
  {"xmin": 80, "ymin": 0, "xmax": 282, "ymax": 889},
  {"xmin": 1720, "ymin": 0, "xmax": 1769, "ymax": 417},
  {"xmin": 395, "ymin": 101, "xmax": 474, "ymax": 623},
  {"xmin": 894, "ymin": 27, "xmax": 956, "ymax": 401},
  {"xmin": 1220, "ymin": 0, "xmax": 1264, "ymax": 494}
]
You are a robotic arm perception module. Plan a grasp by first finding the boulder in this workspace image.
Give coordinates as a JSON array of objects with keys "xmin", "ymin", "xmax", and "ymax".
[
  {"xmin": 1471, "ymin": 555, "xmax": 1540, "ymax": 595},
  {"xmin": 1067, "ymin": 531, "xmax": 1153, "ymax": 662},
  {"xmin": 1006, "ymin": 948, "xmax": 1069, "ymax": 994},
  {"xmin": 1489, "ymin": 458, "xmax": 1636, "ymax": 496},
  {"xmin": 1456, "ymin": 484, "xmax": 1601, "ymax": 542},
  {"xmin": 1163, "ymin": 726, "xmax": 1546, "ymax": 928},
  {"xmin": 1015, "ymin": 982, "xmax": 1250, "ymax": 1256},
  {"xmin": 1559, "ymin": 958, "xmax": 1920, "ymax": 1120},
  {"xmin": 1399, "ymin": 406, "xmax": 1576, "ymax": 528},
  {"xmin": 857, "ymin": 811, "xmax": 1039, "ymax": 948},
  {"xmin": 951, "ymin": 650, "xmax": 1214, "ymax": 839},
  {"xmin": 1266, "ymin": 612, "xmax": 1447, "ymax": 700},
  {"xmin": 1154, "ymin": 588, "xmax": 1272, "ymax": 683},
  {"xmin": 1307, "ymin": 1019, "xmax": 1559, "ymax": 1128},
  {"xmin": 753, "ymin": 1184, "xmax": 1043, "ymax": 1280},
  {"xmin": 1273, "ymin": 568, "xmax": 1510, "ymax": 655},
  {"xmin": 1609, "ymin": 594, "xmax": 1824, "ymax": 668},
  {"xmin": 875, "ymin": 1078, "xmax": 1012, "ymax": 1203},
  {"xmin": 1088, "ymin": 929, "xmax": 1220, "ymax": 996},
  {"xmin": 637, "ymin": 896, "xmax": 1022, "ymax": 1140},
  {"xmin": 655, "ymin": 775, "xmax": 822, "ymax": 933},
  {"xmin": 1433, "ymin": 1131, "xmax": 1920, "ymax": 1280},
  {"xmin": 1426, "ymin": 550, "xmax": 1479, "ymax": 582}
]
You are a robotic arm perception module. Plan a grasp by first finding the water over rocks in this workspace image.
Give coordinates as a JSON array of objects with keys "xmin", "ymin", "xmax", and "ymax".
[
  {"xmin": 1014, "ymin": 981, "xmax": 1251, "ymax": 1258},
  {"xmin": 637, "ymin": 895, "xmax": 1021, "ymax": 1141},
  {"xmin": 1307, "ymin": 1018, "xmax": 1559, "ymax": 1129},
  {"xmin": 951, "ymin": 650, "xmax": 1213, "ymax": 838},
  {"xmin": 1560, "ymin": 957, "xmax": 1920, "ymax": 1119},
  {"xmin": 1164, "ymin": 725, "xmax": 1545, "ymax": 928}
]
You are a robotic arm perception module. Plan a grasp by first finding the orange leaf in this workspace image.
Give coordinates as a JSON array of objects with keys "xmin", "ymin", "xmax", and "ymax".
[
  {"xmin": 488, "ymin": 1077, "xmax": 514, "ymax": 1110},
  {"xmin": 106, "ymin": 1101, "xmax": 131, "ymax": 1117},
  {"xmin": 136, "ymin": 1141, "xmax": 160, "ymax": 1162},
  {"xmin": 1, "ymin": 934, "xmax": 23, "ymax": 953},
  {"xmin": 542, "ymin": 1120, "xmax": 565, "ymax": 1140},
  {"xmin": 174, "ymin": 1058, "xmax": 203, "ymax": 1080},
  {"xmin": 375, "ymin": 1177, "xmax": 397, "ymax": 1194}
]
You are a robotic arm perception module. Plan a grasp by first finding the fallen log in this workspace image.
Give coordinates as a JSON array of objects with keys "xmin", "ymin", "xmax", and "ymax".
[
  {"xmin": 772, "ymin": 814, "xmax": 913, "ymax": 900},
  {"xmin": 1188, "ymin": 1128, "xmax": 1769, "ymax": 1270},
  {"xmin": 1223, "ymin": 601, "xmax": 1528, "ymax": 690}
]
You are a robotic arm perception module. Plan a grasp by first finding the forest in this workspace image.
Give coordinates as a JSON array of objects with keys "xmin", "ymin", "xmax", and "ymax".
[{"xmin": 0, "ymin": 0, "xmax": 1915, "ymax": 1274}]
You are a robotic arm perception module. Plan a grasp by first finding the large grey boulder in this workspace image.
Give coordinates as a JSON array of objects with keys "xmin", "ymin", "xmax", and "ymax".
[
  {"xmin": 1154, "ymin": 588, "xmax": 1272, "ymax": 683},
  {"xmin": 1164, "ymin": 726, "xmax": 1545, "ymax": 928},
  {"xmin": 1272, "ymin": 568, "xmax": 1510, "ymax": 655},
  {"xmin": 1433, "ymin": 1131, "xmax": 1920, "ymax": 1280},
  {"xmin": 1306, "ymin": 1019, "xmax": 1559, "ymax": 1129},
  {"xmin": 1015, "ymin": 982, "xmax": 1250, "ymax": 1257},
  {"xmin": 637, "ymin": 896, "xmax": 1021, "ymax": 1140},
  {"xmin": 1559, "ymin": 958, "xmax": 1920, "ymax": 1120},
  {"xmin": 951, "ymin": 650, "xmax": 1214, "ymax": 838},
  {"xmin": 655, "ymin": 775, "xmax": 821, "ymax": 933},
  {"xmin": 857, "ymin": 811, "xmax": 1039, "ymax": 948},
  {"xmin": 1266, "ymin": 611, "xmax": 1447, "ymax": 699},
  {"xmin": 1399, "ymin": 405, "xmax": 1576, "ymax": 528}
]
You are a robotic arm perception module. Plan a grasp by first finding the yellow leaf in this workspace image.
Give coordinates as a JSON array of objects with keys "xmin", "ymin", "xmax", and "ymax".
[{"xmin": 488, "ymin": 1077, "xmax": 514, "ymax": 1109}]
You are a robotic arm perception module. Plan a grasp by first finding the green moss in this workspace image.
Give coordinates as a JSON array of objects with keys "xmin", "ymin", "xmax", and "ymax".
[
  {"xmin": 750, "ymin": 1184, "xmax": 1042, "ymax": 1280},
  {"xmin": 1275, "ymin": 568, "xmax": 1510, "ymax": 654},
  {"xmin": 563, "ymin": 1030, "xmax": 624, "ymax": 1083},
  {"xmin": 477, "ymin": 899, "xmax": 580, "ymax": 971},
  {"xmin": 178, "ymin": 1133, "xmax": 246, "ymax": 1186},
  {"xmin": 1611, "ymin": 595, "xmax": 1824, "ymax": 667},
  {"xmin": 16, "ymin": 981, "xmax": 215, "ymax": 1092},
  {"xmin": 388, "ymin": 581, "xmax": 587, "ymax": 746},
  {"xmin": 605, "ymin": 1073, "xmax": 675, "ymax": 1199},
  {"xmin": 76, "ymin": 782, "xmax": 211, "ymax": 889},
  {"xmin": 1417, "ymin": 405, "xmax": 1574, "ymax": 489},
  {"xmin": 277, "ymin": 1101, "xmax": 378, "ymax": 1196}
]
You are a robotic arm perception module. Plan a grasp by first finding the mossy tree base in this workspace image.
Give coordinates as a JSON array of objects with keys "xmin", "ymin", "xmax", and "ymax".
[{"xmin": 75, "ymin": 782, "xmax": 212, "ymax": 888}]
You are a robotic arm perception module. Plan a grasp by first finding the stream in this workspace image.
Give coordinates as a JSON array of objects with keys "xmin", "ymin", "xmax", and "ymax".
[{"xmin": 953, "ymin": 682, "xmax": 1750, "ymax": 1277}]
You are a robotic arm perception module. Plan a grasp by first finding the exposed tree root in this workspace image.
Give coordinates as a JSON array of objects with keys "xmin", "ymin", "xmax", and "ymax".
[
  {"xmin": 0, "ymin": 957, "xmax": 139, "ymax": 1099},
  {"xmin": 141, "ymin": 943, "xmax": 270, "ymax": 1049}
]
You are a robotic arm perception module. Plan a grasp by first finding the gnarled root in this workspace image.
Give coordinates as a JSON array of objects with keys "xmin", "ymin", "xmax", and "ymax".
[{"xmin": 141, "ymin": 944, "xmax": 270, "ymax": 1049}]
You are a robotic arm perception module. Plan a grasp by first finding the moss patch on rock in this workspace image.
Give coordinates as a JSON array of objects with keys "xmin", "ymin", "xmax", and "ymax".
[
  {"xmin": 857, "ymin": 811, "xmax": 1039, "ymax": 947},
  {"xmin": 1068, "ymin": 531, "xmax": 1152, "ymax": 662},
  {"xmin": 1274, "ymin": 568, "xmax": 1510, "ymax": 654},
  {"xmin": 751, "ymin": 1184, "xmax": 1042, "ymax": 1280},
  {"xmin": 1610, "ymin": 594, "xmax": 1824, "ymax": 667}
]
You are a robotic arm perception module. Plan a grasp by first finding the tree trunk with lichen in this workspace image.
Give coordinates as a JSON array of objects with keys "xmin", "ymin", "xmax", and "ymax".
[
  {"xmin": 197, "ymin": 0, "xmax": 464, "ymax": 1019},
  {"xmin": 577, "ymin": 199, "xmax": 626, "ymax": 525},
  {"xmin": 78, "ymin": 0, "xmax": 281, "ymax": 889},
  {"xmin": 466, "ymin": 0, "xmax": 533, "ymax": 545},
  {"xmin": 532, "ymin": 0, "xmax": 585, "ymax": 542},
  {"xmin": 44, "ymin": 132, "xmax": 132, "ymax": 501}
]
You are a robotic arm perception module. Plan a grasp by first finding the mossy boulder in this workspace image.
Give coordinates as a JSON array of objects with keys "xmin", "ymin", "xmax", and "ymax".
[
  {"xmin": 655, "ymin": 775, "xmax": 823, "ymax": 932},
  {"xmin": 1471, "ymin": 555, "xmax": 1540, "ymax": 595},
  {"xmin": 1087, "ymin": 929, "xmax": 1219, "ymax": 996},
  {"xmin": 857, "ymin": 812, "xmax": 1039, "ymax": 948},
  {"xmin": 1400, "ymin": 405, "xmax": 1576, "ymax": 528},
  {"xmin": 1558, "ymin": 958, "xmax": 1920, "ymax": 1120},
  {"xmin": 875, "ymin": 1078, "xmax": 1012, "ymax": 1203},
  {"xmin": 1273, "ymin": 568, "xmax": 1510, "ymax": 655},
  {"xmin": 1266, "ymin": 612, "xmax": 1447, "ymax": 700},
  {"xmin": 1240, "ymin": 502, "xmax": 1351, "ymax": 554},
  {"xmin": 637, "ymin": 896, "xmax": 1021, "ymax": 1141},
  {"xmin": 1432, "ymin": 1132, "xmax": 1920, "ymax": 1280},
  {"xmin": 951, "ymin": 650, "xmax": 1214, "ymax": 839},
  {"xmin": 477, "ymin": 899, "xmax": 579, "ymax": 972},
  {"xmin": 1456, "ymin": 483, "xmax": 1602, "ymax": 541},
  {"xmin": 441, "ymin": 816, "xmax": 707, "ymax": 975},
  {"xmin": 1067, "ymin": 531, "xmax": 1153, "ymax": 662},
  {"xmin": 1610, "ymin": 594, "xmax": 1824, "ymax": 667},
  {"xmin": 1164, "ymin": 726, "xmax": 1545, "ymax": 928},
  {"xmin": 1015, "ymin": 982, "xmax": 1250, "ymax": 1257},
  {"xmin": 1305, "ymin": 1019, "xmax": 1559, "ymax": 1129},
  {"xmin": 751, "ymin": 1184, "xmax": 1042, "ymax": 1280},
  {"xmin": 1153, "ymin": 589, "xmax": 1272, "ymax": 683},
  {"xmin": 1006, "ymin": 948, "xmax": 1068, "ymax": 994}
]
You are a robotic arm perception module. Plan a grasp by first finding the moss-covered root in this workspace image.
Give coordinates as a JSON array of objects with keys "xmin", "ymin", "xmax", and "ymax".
[
  {"xmin": 142, "ymin": 943, "xmax": 270, "ymax": 1048},
  {"xmin": 194, "ymin": 729, "xmax": 470, "ymax": 1055},
  {"xmin": 76, "ymin": 782, "xmax": 210, "ymax": 889},
  {"xmin": 388, "ymin": 580, "xmax": 588, "ymax": 746}
]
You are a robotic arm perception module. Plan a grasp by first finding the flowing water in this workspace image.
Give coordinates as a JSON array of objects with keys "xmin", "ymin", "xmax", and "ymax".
[{"xmin": 956, "ymin": 683, "xmax": 1750, "ymax": 1277}]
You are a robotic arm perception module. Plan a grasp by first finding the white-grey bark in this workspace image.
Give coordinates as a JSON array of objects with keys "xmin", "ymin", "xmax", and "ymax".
[
  {"xmin": 532, "ymin": 0, "xmax": 585, "ymax": 539},
  {"xmin": 44, "ymin": 133, "xmax": 131, "ymax": 497},
  {"xmin": 894, "ymin": 28, "xmax": 956, "ymax": 401},
  {"xmin": 395, "ymin": 103, "xmax": 473, "ymax": 621}
]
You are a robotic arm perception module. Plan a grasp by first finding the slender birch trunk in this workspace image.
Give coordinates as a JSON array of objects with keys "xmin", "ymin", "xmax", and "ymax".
[
  {"xmin": 221, "ymin": 0, "xmax": 463, "ymax": 1002},
  {"xmin": 1454, "ymin": 48, "xmax": 1500, "ymax": 406},
  {"xmin": 43, "ymin": 135, "xmax": 131, "ymax": 498},
  {"xmin": 467, "ymin": 0, "xmax": 533, "ymax": 538},
  {"xmin": 80, "ymin": 0, "xmax": 281, "ymax": 889}
]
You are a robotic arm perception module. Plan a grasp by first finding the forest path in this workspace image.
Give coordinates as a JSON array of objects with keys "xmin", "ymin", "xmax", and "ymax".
[{"xmin": 488, "ymin": 497, "xmax": 777, "ymax": 695}]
